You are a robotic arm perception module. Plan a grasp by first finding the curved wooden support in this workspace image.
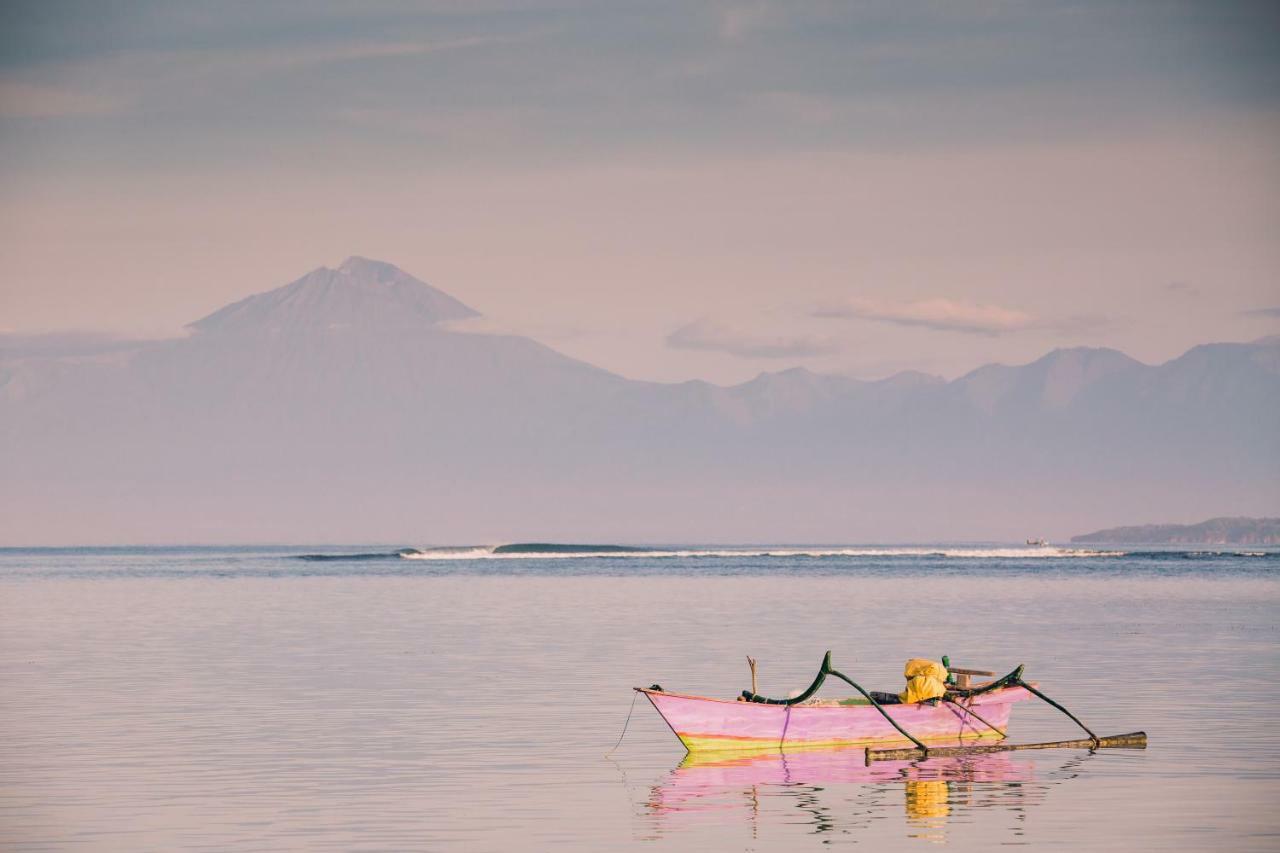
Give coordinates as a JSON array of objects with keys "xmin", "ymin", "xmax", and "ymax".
[
  {"xmin": 945, "ymin": 664, "xmax": 1025, "ymax": 697},
  {"xmin": 825, "ymin": 666, "xmax": 930, "ymax": 754},
  {"xmin": 1013, "ymin": 679, "xmax": 1100, "ymax": 747},
  {"xmin": 739, "ymin": 650, "xmax": 832, "ymax": 705},
  {"xmin": 738, "ymin": 651, "xmax": 931, "ymax": 754}
]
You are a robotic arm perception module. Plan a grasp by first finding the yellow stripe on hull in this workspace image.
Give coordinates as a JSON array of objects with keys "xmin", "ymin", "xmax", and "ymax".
[{"xmin": 677, "ymin": 727, "xmax": 1006, "ymax": 753}]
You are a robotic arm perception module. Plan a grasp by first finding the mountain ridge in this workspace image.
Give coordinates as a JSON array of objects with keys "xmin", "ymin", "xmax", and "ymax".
[
  {"xmin": 1, "ymin": 257, "xmax": 1276, "ymax": 544},
  {"xmin": 1071, "ymin": 517, "xmax": 1280, "ymax": 545},
  {"xmin": 5, "ymin": 258, "xmax": 1276, "ymax": 395}
]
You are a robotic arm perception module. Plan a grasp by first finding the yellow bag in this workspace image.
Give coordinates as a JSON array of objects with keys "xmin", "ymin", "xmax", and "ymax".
[{"xmin": 899, "ymin": 658, "xmax": 948, "ymax": 704}]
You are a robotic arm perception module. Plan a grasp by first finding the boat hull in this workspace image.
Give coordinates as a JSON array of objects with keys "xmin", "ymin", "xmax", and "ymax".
[{"xmin": 640, "ymin": 686, "xmax": 1032, "ymax": 752}]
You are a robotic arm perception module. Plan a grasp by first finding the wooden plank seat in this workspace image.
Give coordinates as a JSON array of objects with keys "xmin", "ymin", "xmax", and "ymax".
[{"xmin": 947, "ymin": 666, "xmax": 996, "ymax": 690}]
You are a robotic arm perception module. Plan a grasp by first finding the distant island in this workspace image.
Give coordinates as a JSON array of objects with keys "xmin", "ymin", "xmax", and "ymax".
[{"xmin": 1071, "ymin": 517, "xmax": 1280, "ymax": 545}]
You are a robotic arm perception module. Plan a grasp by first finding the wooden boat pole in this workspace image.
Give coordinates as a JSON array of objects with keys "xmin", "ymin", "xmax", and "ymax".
[
  {"xmin": 866, "ymin": 731, "xmax": 1147, "ymax": 763},
  {"xmin": 741, "ymin": 651, "xmax": 830, "ymax": 705}
]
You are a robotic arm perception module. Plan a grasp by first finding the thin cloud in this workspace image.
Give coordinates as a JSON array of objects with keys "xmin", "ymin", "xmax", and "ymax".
[
  {"xmin": 445, "ymin": 315, "xmax": 588, "ymax": 343},
  {"xmin": 332, "ymin": 105, "xmax": 526, "ymax": 142},
  {"xmin": 666, "ymin": 319, "xmax": 837, "ymax": 359},
  {"xmin": 1243, "ymin": 306, "xmax": 1280, "ymax": 318},
  {"xmin": 0, "ymin": 332, "xmax": 152, "ymax": 358},
  {"xmin": 232, "ymin": 32, "xmax": 547, "ymax": 74},
  {"xmin": 1050, "ymin": 313, "xmax": 1113, "ymax": 335},
  {"xmin": 715, "ymin": 1, "xmax": 778, "ymax": 42},
  {"xmin": 814, "ymin": 298, "xmax": 1035, "ymax": 336},
  {"xmin": 0, "ymin": 29, "xmax": 549, "ymax": 118},
  {"xmin": 0, "ymin": 81, "xmax": 126, "ymax": 118}
]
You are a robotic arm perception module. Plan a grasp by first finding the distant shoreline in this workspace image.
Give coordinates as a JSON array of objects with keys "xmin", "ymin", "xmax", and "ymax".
[{"xmin": 1071, "ymin": 517, "xmax": 1280, "ymax": 545}]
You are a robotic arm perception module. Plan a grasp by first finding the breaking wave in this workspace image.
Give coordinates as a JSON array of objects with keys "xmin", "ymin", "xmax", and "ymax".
[
  {"xmin": 291, "ymin": 544, "xmax": 1277, "ymax": 562},
  {"xmin": 395, "ymin": 544, "xmax": 1130, "ymax": 560},
  {"xmin": 493, "ymin": 543, "xmax": 650, "ymax": 554},
  {"xmin": 298, "ymin": 548, "xmax": 420, "ymax": 562}
]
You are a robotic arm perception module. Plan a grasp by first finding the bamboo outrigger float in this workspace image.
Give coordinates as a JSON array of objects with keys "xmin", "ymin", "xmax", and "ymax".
[{"xmin": 637, "ymin": 651, "xmax": 1146, "ymax": 763}]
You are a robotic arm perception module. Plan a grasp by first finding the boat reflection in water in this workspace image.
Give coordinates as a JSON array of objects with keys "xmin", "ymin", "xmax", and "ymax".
[{"xmin": 641, "ymin": 743, "xmax": 1091, "ymax": 844}]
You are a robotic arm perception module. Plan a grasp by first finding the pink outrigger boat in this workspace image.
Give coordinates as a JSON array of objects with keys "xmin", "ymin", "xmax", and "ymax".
[
  {"xmin": 635, "ymin": 650, "xmax": 1133, "ymax": 756},
  {"xmin": 639, "ymin": 684, "xmax": 1032, "ymax": 753}
]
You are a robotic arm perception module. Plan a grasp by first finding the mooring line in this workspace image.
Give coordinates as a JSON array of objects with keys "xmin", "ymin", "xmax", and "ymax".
[
  {"xmin": 606, "ymin": 690, "xmax": 641, "ymax": 756},
  {"xmin": 943, "ymin": 697, "xmax": 1007, "ymax": 740}
]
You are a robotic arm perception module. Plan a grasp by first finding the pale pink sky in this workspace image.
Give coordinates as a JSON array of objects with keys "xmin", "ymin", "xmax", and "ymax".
[{"xmin": 2, "ymin": 1, "xmax": 1278, "ymax": 383}]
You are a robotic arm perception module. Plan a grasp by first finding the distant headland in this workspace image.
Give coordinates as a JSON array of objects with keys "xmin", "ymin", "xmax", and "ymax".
[{"xmin": 1071, "ymin": 517, "xmax": 1280, "ymax": 545}]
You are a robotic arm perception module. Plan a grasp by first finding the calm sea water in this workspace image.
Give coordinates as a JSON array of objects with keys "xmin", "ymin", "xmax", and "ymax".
[{"xmin": 1, "ymin": 545, "xmax": 1278, "ymax": 851}]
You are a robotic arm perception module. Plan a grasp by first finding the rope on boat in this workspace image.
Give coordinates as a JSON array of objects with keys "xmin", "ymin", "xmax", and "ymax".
[
  {"xmin": 606, "ymin": 690, "xmax": 640, "ymax": 756},
  {"xmin": 942, "ymin": 697, "xmax": 1007, "ymax": 740}
]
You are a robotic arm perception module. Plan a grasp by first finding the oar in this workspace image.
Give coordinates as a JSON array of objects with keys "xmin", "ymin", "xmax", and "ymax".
[{"xmin": 865, "ymin": 731, "xmax": 1147, "ymax": 763}]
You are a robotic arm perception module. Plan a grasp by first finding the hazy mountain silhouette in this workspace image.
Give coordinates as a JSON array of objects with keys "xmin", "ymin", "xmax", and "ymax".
[
  {"xmin": 2, "ymin": 258, "xmax": 1276, "ymax": 544},
  {"xmin": 190, "ymin": 256, "xmax": 480, "ymax": 335},
  {"xmin": 1072, "ymin": 516, "xmax": 1280, "ymax": 545}
]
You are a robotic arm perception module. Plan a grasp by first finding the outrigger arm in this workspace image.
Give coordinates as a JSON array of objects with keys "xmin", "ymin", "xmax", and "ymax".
[
  {"xmin": 739, "ymin": 651, "xmax": 1146, "ymax": 763},
  {"xmin": 866, "ymin": 664, "xmax": 1147, "ymax": 762},
  {"xmin": 740, "ymin": 650, "xmax": 931, "ymax": 754}
]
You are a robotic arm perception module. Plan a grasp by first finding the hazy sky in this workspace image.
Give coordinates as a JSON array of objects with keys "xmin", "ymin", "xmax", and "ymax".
[{"xmin": 2, "ymin": 0, "xmax": 1278, "ymax": 383}]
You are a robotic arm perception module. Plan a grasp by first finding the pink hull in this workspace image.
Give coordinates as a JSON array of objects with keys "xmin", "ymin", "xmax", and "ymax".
[{"xmin": 641, "ymin": 686, "xmax": 1032, "ymax": 752}]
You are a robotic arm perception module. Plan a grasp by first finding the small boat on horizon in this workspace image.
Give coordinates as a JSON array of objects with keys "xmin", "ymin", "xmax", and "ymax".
[{"xmin": 1026, "ymin": 538, "xmax": 1048, "ymax": 546}]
